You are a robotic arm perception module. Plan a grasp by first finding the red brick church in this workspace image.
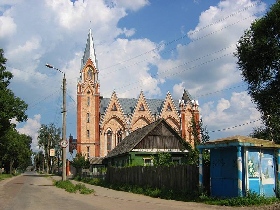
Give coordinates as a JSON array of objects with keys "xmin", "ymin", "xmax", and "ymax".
[{"xmin": 71, "ymin": 29, "xmax": 200, "ymax": 158}]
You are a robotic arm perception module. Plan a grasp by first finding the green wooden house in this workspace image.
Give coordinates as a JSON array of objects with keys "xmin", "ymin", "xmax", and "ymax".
[{"xmin": 104, "ymin": 118, "xmax": 190, "ymax": 167}]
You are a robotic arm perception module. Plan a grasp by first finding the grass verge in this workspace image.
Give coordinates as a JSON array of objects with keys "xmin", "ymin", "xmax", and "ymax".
[
  {"xmin": 0, "ymin": 174, "xmax": 13, "ymax": 181},
  {"xmin": 74, "ymin": 176, "xmax": 280, "ymax": 207},
  {"xmin": 54, "ymin": 180, "xmax": 94, "ymax": 194}
]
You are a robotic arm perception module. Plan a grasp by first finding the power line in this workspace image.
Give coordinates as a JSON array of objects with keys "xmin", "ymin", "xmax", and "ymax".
[
  {"xmin": 98, "ymin": 13, "xmax": 258, "ymax": 81},
  {"xmin": 210, "ymin": 119, "xmax": 261, "ymax": 133},
  {"xmin": 100, "ymin": 1, "xmax": 263, "ymax": 71}
]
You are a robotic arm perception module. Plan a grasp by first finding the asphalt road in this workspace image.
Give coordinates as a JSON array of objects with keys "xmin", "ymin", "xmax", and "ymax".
[{"xmin": 0, "ymin": 172, "xmax": 275, "ymax": 210}]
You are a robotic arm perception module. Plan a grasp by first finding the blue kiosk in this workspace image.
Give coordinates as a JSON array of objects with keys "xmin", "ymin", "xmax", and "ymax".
[{"xmin": 197, "ymin": 135, "xmax": 280, "ymax": 197}]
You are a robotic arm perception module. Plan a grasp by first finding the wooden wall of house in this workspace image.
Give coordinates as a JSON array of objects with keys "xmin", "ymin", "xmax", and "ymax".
[
  {"xmin": 135, "ymin": 123, "xmax": 185, "ymax": 150},
  {"xmin": 105, "ymin": 165, "xmax": 204, "ymax": 193},
  {"xmin": 135, "ymin": 136, "xmax": 185, "ymax": 150}
]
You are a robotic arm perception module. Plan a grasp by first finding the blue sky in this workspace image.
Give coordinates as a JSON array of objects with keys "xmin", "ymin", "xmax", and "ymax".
[{"xmin": 0, "ymin": 0, "xmax": 276, "ymax": 152}]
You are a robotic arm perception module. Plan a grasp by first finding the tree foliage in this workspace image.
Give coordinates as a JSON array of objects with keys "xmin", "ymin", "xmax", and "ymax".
[
  {"xmin": 71, "ymin": 153, "xmax": 90, "ymax": 176},
  {"xmin": 188, "ymin": 117, "xmax": 210, "ymax": 165},
  {"xmin": 37, "ymin": 123, "xmax": 61, "ymax": 173},
  {"xmin": 235, "ymin": 2, "xmax": 280, "ymax": 142},
  {"xmin": 34, "ymin": 151, "xmax": 45, "ymax": 172},
  {"xmin": 152, "ymin": 152, "xmax": 173, "ymax": 166},
  {"xmin": 0, "ymin": 48, "xmax": 29, "ymax": 173},
  {"xmin": 1, "ymin": 128, "xmax": 32, "ymax": 173},
  {"xmin": 250, "ymin": 126, "xmax": 272, "ymax": 140},
  {"xmin": 0, "ymin": 49, "xmax": 28, "ymax": 136}
]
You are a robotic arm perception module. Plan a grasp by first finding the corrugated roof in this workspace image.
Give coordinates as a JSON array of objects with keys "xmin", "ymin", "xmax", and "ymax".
[
  {"xmin": 89, "ymin": 157, "xmax": 104, "ymax": 165},
  {"xmin": 197, "ymin": 135, "xmax": 280, "ymax": 149}
]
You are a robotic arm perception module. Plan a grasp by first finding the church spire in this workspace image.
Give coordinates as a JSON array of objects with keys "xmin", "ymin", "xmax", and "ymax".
[{"xmin": 81, "ymin": 28, "xmax": 98, "ymax": 70}]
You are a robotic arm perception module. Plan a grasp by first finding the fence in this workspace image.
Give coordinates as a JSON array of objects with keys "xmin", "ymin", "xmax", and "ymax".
[{"xmin": 106, "ymin": 165, "xmax": 207, "ymax": 192}]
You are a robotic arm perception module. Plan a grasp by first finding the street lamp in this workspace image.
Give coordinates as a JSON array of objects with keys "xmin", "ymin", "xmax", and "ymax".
[{"xmin": 46, "ymin": 63, "xmax": 67, "ymax": 181}]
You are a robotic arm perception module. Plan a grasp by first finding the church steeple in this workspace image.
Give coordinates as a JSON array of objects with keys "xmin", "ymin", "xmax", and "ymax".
[{"xmin": 81, "ymin": 29, "xmax": 98, "ymax": 70}]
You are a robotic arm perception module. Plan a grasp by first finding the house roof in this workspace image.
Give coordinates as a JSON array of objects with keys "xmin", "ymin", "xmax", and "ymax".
[
  {"xmin": 89, "ymin": 157, "xmax": 104, "ymax": 165},
  {"xmin": 106, "ymin": 118, "xmax": 188, "ymax": 158},
  {"xmin": 197, "ymin": 135, "xmax": 280, "ymax": 149}
]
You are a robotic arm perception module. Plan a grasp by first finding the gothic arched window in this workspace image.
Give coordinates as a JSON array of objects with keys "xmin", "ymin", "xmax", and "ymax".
[
  {"xmin": 87, "ymin": 69, "xmax": 93, "ymax": 80},
  {"xmin": 107, "ymin": 130, "xmax": 112, "ymax": 151},
  {"xmin": 117, "ymin": 130, "xmax": 122, "ymax": 145}
]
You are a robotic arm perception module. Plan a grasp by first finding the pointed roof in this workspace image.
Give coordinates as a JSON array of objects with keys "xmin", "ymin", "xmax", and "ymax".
[
  {"xmin": 181, "ymin": 89, "xmax": 193, "ymax": 103},
  {"xmin": 106, "ymin": 119, "xmax": 188, "ymax": 158},
  {"xmin": 81, "ymin": 29, "xmax": 98, "ymax": 70}
]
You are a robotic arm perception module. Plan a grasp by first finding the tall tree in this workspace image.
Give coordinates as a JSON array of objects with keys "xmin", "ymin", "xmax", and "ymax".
[
  {"xmin": 0, "ymin": 49, "xmax": 28, "ymax": 136},
  {"xmin": 235, "ymin": 2, "xmax": 280, "ymax": 142},
  {"xmin": 0, "ymin": 48, "xmax": 28, "ymax": 172},
  {"xmin": 189, "ymin": 117, "xmax": 210, "ymax": 165},
  {"xmin": 2, "ymin": 128, "xmax": 32, "ymax": 173},
  {"xmin": 37, "ymin": 123, "xmax": 61, "ymax": 173}
]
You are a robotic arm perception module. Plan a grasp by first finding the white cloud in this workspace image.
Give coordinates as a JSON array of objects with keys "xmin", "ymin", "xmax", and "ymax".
[
  {"xmin": 160, "ymin": 0, "xmax": 267, "ymax": 97},
  {"xmin": 16, "ymin": 114, "xmax": 42, "ymax": 152},
  {"xmin": 0, "ymin": 16, "xmax": 16, "ymax": 38},
  {"xmin": 98, "ymin": 38, "xmax": 161, "ymax": 98},
  {"xmin": 201, "ymin": 91, "xmax": 262, "ymax": 139},
  {"xmin": 112, "ymin": 0, "xmax": 150, "ymax": 11}
]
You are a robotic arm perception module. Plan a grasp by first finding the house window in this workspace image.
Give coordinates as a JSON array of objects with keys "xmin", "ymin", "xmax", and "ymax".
[
  {"xmin": 87, "ymin": 146, "xmax": 90, "ymax": 159},
  {"xmin": 117, "ymin": 130, "xmax": 122, "ymax": 145},
  {"xmin": 87, "ymin": 130, "xmax": 90, "ymax": 138},
  {"xmin": 172, "ymin": 157, "xmax": 181, "ymax": 165},
  {"xmin": 87, "ymin": 113, "xmax": 90, "ymax": 123},
  {"xmin": 143, "ymin": 158, "xmax": 153, "ymax": 166},
  {"xmin": 107, "ymin": 130, "xmax": 112, "ymax": 151},
  {"xmin": 87, "ymin": 97, "xmax": 90, "ymax": 106}
]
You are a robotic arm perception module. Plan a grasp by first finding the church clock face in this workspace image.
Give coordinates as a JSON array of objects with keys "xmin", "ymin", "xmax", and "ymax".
[{"xmin": 87, "ymin": 68, "xmax": 93, "ymax": 80}]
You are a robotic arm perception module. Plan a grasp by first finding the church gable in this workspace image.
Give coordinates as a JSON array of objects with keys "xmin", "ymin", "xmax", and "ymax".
[
  {"xmin": 160, "ymin": 92, "xmax": 180, "ymax": 131},
  {"xmin": 131, "ymin": 91, "xmax": 153, "ymax": 130},
  {"xmin": 101, "ymin": 92, "xmax": 126, "ymax": 128}
]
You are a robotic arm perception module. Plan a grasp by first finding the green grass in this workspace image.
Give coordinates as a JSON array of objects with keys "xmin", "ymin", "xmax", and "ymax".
[
  {"xmin": 198, "ymin": 191, "xmax": 279, "ymax": 207},
  {"xmin": 0, "ymin": 174, "xmax": 13, "ymax": 181},
  {"xmin": 54, "ymin": 180, "xmax": 94, "ymax": 194},
  {"xmin": 74, "ymin": 176, "xmax": 280, "ymax": 207}
]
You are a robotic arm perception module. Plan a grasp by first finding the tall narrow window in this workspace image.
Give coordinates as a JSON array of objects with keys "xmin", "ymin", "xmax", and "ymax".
[
  {"xmin": 117, "ymin": 130, "xmax": 122, "ymax": 145},
  {"xmin": 87, "ymin": 146, "xmax": 90, "ymax": 159},
  {"xmin": 87, "ymin": 130, "xmax": 90, "ymax": 138},
  {"xmin": 107, "ymin": 130, "xmax": 112, "ymax": 151},
  {"xmin": 87, "ymin": 113, "xmax": 90, "ymax": 123},
  {"xmin": 87, "ymin": 97, "xmax": 90, "ymax": 106}
]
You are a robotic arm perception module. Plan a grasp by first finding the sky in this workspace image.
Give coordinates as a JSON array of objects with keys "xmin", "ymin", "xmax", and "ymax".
[{"xmin": 0, "ymin": 0, "xmax": 276, "ymax": 152}]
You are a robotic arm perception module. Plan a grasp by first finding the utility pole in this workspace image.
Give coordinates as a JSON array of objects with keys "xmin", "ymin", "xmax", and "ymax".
[
  {"xmin": 46, "ymin": 64, "xmax": 68, "ymax": 181},
  {"xmin": 62, "ymin": 73, "xmax": 67, "ymax": 181}
]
